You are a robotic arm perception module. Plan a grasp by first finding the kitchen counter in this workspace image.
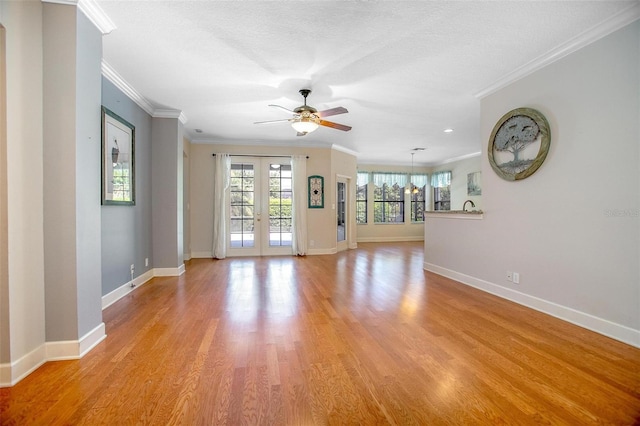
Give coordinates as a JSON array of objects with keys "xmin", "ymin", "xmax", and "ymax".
[{"xmin": 424, "ymin": 210, "xmax": 484, "ymax": 220}]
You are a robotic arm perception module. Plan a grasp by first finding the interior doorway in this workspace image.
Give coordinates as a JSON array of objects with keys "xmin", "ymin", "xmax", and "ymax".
[{"xmin": 336, "ymin": 177, "xmax": 348, "ymax": 252}]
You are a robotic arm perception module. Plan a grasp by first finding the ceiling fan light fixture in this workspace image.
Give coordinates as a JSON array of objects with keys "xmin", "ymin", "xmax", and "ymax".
[{"xmin": 291, "ymin": 118, "xmax": 319, "ymax": 134}]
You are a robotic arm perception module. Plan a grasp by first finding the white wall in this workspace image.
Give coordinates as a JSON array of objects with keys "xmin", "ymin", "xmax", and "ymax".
[
  {"xmin": 1, "ymin": 0, "xmax": 46, "ymax": 380},
  {"xmin": 0, "ymin": 22, "xmax": 8, "ymax": 366},
  {"xmin": 188, "ymin": 143, "xmax": 355, "ymax": 257},
  {"xmin": 424, "ymin": 21, "xmax": 640, "ymax": 347},
  {"xmin": 2, "ymin": 1, "xmax": 107, "ymax": 386}
]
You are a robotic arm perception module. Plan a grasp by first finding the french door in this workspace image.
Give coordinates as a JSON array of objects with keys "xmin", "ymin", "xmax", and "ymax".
[{"xmin": 227, "ymin": 157, "xmax": 293, "ymax": 257}]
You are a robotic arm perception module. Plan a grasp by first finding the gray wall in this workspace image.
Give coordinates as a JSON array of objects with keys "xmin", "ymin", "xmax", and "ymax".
[
  {"xmin": 43, "ymin": 3, "xmax": 102, "ymax": 341},
  {"xmin": 424, "ymin": 21, "xmax": 639, "ymax": 345},
  {"xmin": 101, "ymin": 78, "xmax": 153, "ymax": 295},
  {"xmin": 151, "ymin": 118, "xmax": 184, "ymax": 269},
  {"xmin": 74, "ymin": 8, "xmax": 103, "ymax": 338}
]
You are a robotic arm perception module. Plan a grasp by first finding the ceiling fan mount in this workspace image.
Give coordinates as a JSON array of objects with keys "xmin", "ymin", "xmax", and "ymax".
[
  {"xmin": 293, "ymin": 89, "xmax": 318, "ymax": 114},
  {"xmin": 254, "ymin": 89, "xmax": 351, "ymax": 136}
]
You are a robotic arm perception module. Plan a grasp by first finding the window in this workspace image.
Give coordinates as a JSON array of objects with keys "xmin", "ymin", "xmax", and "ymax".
[
  {"xmin": 431, "ymin": 171, "xmax": 451, "ymax": 211},
  {"xmin": 230, "ymin": 163, "xmax": 255, "ymax": 247},
  {"xmin": 268, "ymin": 163, "xmax": 292, "ymax": 247},
  {"xmin": 356, "ymin": 172, "xmax": 369, "ymax": 224},
  {"xmin": 409, "ymin": 174, "xmax": 428, "ymax": 222},
  {"xmin": 373, "ymin": 173, "xmax": 407, "ymax": 223}
]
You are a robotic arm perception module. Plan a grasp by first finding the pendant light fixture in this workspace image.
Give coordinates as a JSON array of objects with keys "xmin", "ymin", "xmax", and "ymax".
[
  {"xmin": 405, "ymin": 152, "xmax": 419, "ymax": 194},
  {"xmin": 405, "ymin": 149, "xmax": 423, "ymax": 194}
]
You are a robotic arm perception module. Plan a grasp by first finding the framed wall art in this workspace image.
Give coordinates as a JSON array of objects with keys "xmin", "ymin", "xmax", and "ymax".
[
  {"xmin": 488, "ymin": 107, "xmax": 550, "ymax": 181},
  {"xmin": 308, "ymin": 175, "xmax": 324, "ymax": 208},
  {"xmin": 467, "ymin": 171, "xmax": 481, "ymax": 196},
  {"xmin": 102, "ymin": 106, "xmax": 135, "ymax": 205}
]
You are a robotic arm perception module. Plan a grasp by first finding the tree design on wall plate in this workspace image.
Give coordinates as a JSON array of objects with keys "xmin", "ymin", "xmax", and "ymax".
[{"xmin": 488, "ymin": 107, "xmax": 551, "ymax": 181}]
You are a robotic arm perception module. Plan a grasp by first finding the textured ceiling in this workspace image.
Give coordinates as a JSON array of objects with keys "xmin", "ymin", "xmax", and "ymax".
[{"xmin": 97, "ymin": 1, "xmax": 637, "ymax": 165}]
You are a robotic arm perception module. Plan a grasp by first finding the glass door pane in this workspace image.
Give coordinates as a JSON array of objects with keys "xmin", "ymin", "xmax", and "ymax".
[
  {"xmin": 268, "ymin": 163, "xmax": 292, "ymax": 248},
  {"xmin": 229, "ymin": 162, "xmax": 256, "ymax": 249}
]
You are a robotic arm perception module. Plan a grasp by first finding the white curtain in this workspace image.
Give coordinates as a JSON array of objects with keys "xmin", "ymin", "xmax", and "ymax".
[
  {"xmin": 291, "ymin": 155, "xmax": 308, "ymax": 256},
  {"xmin": 212, "ymin": 153, "xmax": 230, "ymax": 259},
  {"xmin": 372, "ymin": 172, "xmax": 407, "ymax": 188},
  {"xmin": 410, "ymin": 173, "xmax": 429, "ymax": 187},
  {"xmin": 357, "ymin": 171, "xmax": 370, "ymax": 186},
  {"xmin": 431, "ymin": 171, "xmax": 451, "ymax": 188}
]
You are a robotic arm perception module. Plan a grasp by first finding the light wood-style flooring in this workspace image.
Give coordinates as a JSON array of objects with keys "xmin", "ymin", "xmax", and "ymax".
[{"xmin": 1, "ymin": 242, "xmax": 639, "ymax": 425}]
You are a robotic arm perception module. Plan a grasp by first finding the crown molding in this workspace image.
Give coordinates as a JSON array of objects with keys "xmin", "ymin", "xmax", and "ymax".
[
  {"xmin": 331, "ymin": 144, "xmax": 359, "ymax": 157},
  {"xmin": 42, "ymin": 0, "xmax": 116, "ymax": 34},
  {"xmin": 41, "ymin": 0, "xmax": 77, "ymax": 5},
  {"xmin": 102, "ymin": 61, "xmax": 187, "ymax": 123},
  {"xmin": 475, "ymin": 2, "xmax": 640, "ymax": 99},
  {"xmin": 430, "ymin": 151, "xmax": 481, "ymax": 167},
  {"xmin": 77, "ymin": 0, "xmax": 116, "ymax": 34},
  {"xmin": 101, "ymin": 60, "xmax": 155, "ymax": 116},
  {"xmin": 189, "ymin": 139, "xmax": 330, "ymax": 151},
  {"xmin": 153, "ymin": 109, "xmax": 188, "ymax": 125}
]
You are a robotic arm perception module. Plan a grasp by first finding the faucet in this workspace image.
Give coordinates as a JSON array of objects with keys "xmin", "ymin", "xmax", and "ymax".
[{"xmin": 463, "ymin": 199, "xmax": 476, "ymax": 212}]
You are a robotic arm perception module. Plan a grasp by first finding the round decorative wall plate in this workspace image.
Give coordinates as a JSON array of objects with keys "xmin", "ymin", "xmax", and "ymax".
[{"xmin": 488, "ymin": 107, "xmax": 550, "ymax": 181}]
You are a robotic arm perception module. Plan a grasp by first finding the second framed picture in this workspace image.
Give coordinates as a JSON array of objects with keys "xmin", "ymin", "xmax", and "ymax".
[{"xmin": 308, "ymin": 175, "xmax": 324, "ymax": 208}]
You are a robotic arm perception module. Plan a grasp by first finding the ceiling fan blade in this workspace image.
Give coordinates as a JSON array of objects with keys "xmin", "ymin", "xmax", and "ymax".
[
  {"xmin": 269, "ymin": 104, "xmax": 297, "ymax": 114},
  {"xmin": 254, "ymin": 119, "xmax": 293, "ymax": 125},
  {"xmin": 319, "ymin": 119, "xmax": 352, "ymax": 132},
  {"xmin": 317, "ymin": 106, "xmax": 348, "ymax": 118}
]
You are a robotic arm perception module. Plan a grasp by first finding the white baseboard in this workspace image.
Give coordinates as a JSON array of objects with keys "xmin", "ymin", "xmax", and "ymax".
[
  {"xmin": 424, "ymin": 262, "xmax": 640, "ymax": 349},
  {"xmin": 357, "ymin": 236, "xmax": 424, "ymax": 243},
  {"xmin": 102, "ymin": 265, "xmax": 186, "ymax": 310},
  {"xmin": 0, "ymin": 344, "xmax": 46, "ymax": 387},
  {"xmin": 308, "ymin": 247, "xmax": 337, "ymax": 255},
  {"xmin": 80, "ymin": 322, "xmax": 107, "ymax": 357},
  {"xmin": 46, "ymin": 322, "xmax": 106, "ymax": 361},
  {"xmin": 0, "ymin": 323, "xmax": 106, "ymax": 388},
  {"xmin": 191, "ymin": 251, "xmax": 212, "ymax": 258},
  {"xmin": 154, "ymin": 265, "xmax": 185, "ymax": 277},
  {"xmin": 102, "ymin": 269, "xmax": 154, "ymax": 309}
]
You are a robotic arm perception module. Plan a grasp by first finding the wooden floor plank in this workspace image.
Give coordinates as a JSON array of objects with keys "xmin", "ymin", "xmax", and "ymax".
[{"xmin": 1, "ymin": 242, "xmax": 639, "ymax": 425}]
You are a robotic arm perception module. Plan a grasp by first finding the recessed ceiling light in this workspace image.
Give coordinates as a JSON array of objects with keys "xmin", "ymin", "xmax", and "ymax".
[{"xmin": 444, "ymin": 128, "xmax": 454, "ymax": 133}]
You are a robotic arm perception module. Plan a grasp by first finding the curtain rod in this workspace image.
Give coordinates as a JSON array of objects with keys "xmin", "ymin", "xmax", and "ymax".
[{"xmin": 212, "ymin": 154, "xmax": 309, "ymax": 159}]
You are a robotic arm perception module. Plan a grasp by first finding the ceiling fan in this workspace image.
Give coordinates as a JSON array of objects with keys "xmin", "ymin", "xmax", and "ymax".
[{"xmin": 254, "ymin": 89, "xmax": 352, "ymax": 136}]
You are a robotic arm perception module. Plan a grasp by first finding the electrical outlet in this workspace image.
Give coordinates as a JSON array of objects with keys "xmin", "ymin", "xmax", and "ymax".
[
  {"xmin": 506, "ymin": 271, "xmax": 513, "ymax": 282},
  {"xmin": 513, "ymin": 272, "xmax": 520, "ymax": 284},
  {"xmin": 145, "ymin": 258, "xmax": 149, "ymax": 267},
  {"xmin": 130, "ymin": 264, "xmax": 135, "ymax": 272}
]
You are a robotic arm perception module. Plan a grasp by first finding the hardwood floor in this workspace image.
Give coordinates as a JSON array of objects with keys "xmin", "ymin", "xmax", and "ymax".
[{"xmin": 1, "ymin": 242, "xmax": 639, "ymax": 425}]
